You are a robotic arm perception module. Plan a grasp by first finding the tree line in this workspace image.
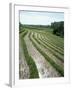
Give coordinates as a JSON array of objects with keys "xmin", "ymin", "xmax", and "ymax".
[
  {"xmin": 19, "ymin": 21, "xmax": 64, "ymax": 37},
  {"xmin": 51, "ymin": 21, "xmax": 64, "ymax": 37}
]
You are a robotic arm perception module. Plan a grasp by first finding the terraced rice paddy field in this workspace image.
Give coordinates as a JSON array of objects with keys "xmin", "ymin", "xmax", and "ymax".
[{"xmin": 19, "ymin": 27, "xmax": 64, "ymax": 79}]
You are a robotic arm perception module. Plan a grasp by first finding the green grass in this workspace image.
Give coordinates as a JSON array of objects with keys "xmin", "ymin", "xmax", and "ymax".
[
  {"xmin": 39, "ymin": 34, "xmax": 64, "ymax": 52},
  {"xmin": 34, "ymin": 32, "xmax": 63, "ymax": 59},
  {"xmin": 38, "ymin": 31, "xmax": 64, "ymax": 48},
  {"xmin": 20, "ymin": 31, "xmax": 39, "ymax": 78},
  {"xmin": 33, "ymin": 33, "xmax": 64, "ymax": 62}
]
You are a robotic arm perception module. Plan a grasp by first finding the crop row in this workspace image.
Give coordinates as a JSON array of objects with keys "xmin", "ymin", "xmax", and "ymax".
[
  {"xmin": 20, "ymin": 30, "xmax": 39, "ymax": 78},
  {"xmin": 32, "ymin": 32, "xmax": 64, "ymax": 67},
  {"xmin": 29, "ymin": 31, "xmax": 64, "ymax": 76},
  {"xmin": 34, "ymin": 30, "xmax": 64, "ymax": 49},
  {"xmin": 34, "ymin": 33, "xmax": 64, "ymax": 62}
]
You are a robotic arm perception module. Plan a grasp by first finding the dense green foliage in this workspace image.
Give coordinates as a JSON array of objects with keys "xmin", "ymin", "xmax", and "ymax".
[
  {"xmin": 51, "ymin": 21, "xmax": 64, "ymax": 37},
  {"xmin": 19, "ymin": 22, "xmax": 25, "ymax": 33}
]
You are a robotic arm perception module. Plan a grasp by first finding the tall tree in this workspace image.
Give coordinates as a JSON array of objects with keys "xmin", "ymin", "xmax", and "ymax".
[{"xmin": 51, "ymin": 21, "xmax": 64, "ymax": 37}]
